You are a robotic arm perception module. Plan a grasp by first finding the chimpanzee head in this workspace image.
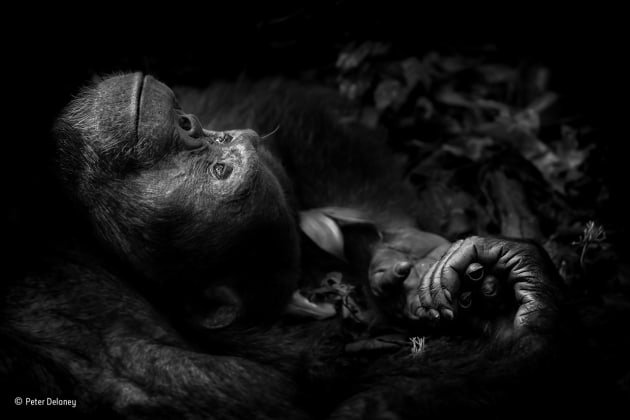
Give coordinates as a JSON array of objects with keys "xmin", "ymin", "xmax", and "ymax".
[{"xmin": 53, "ymin": 73, "xmax": 300, "ymax": 326}]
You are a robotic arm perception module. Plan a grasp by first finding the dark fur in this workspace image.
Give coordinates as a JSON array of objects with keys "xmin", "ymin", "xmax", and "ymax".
[{"xmin": 1, "ymin": 75, "xmax": 619, "ymax": 419}]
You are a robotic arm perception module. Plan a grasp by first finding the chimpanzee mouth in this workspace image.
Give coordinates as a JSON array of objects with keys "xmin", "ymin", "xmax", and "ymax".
[{"xmin": 134, "ymin": 73, "xmax": 146, "ymax": 146}]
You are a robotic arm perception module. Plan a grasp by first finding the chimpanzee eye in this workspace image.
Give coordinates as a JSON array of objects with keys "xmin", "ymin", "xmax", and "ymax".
[{"xmin": 212, "ymin": 163, "xmax": 233, "ymax": 180}]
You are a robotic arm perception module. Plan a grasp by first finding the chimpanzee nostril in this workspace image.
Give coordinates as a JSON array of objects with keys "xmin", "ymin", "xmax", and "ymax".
[
  {"xmin": 179, "ymin": 116, "xmax": 192, "ymax": 131},
  {"xmin": 178, "ymin": 114, "xmax": 205, "ymax": 139}
]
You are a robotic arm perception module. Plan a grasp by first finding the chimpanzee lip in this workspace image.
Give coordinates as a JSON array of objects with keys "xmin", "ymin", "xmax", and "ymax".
[{"xmin": 134, "ymin": 73, "xmax": 145, "ymax": 146}]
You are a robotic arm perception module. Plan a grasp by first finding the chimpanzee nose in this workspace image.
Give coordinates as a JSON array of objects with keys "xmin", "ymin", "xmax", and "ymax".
[{"xmin": 178, "ymin": 114, "xmax": 205, "ymax": 138}]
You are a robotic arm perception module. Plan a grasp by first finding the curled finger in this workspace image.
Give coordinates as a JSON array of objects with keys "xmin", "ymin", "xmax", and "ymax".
[{"xmin": 417, "ymin": 240, "xmax": 463, "ymax": 315}]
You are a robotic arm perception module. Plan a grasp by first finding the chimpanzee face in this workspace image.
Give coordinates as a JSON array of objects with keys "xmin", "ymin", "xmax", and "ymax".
[{"xmin": 53, "ymin": 73, "xmax": 300, "ymax": 319}]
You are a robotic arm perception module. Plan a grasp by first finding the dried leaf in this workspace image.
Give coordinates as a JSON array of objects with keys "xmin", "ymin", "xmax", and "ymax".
[{"xmin": 285, "ymin": 290, "xmax": 337, "ymax": 320}]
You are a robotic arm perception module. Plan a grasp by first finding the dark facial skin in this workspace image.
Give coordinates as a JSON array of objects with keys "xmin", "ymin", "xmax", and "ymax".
[{"xmin": 54, "ymin": 73, "xmax": 301, "ymax": 326}]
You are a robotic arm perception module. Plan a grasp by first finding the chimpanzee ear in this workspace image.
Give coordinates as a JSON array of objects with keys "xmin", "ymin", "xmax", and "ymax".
[
  {"xmin": 192, "ymin": 285, "xmax": 242, "ymax": 329},
  {"xmin": 299, "ymin": 207, "xmax": 382, "ymax": 262}
]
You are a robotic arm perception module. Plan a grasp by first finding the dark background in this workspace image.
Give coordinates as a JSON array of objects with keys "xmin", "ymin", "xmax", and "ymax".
[{"xmin": 5, "ymin": 3, "xmax": 627, "ymax": 277}]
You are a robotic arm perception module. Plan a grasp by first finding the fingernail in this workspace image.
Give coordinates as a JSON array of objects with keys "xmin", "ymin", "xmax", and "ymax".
[
  {"xmin": 466, "ymin": 263, "xmax": 484, "ymax": 281},
  {"xmin": 459, "ymin": 291, "xmax": 472, "ymax": 308},
  {"xmin": 443, "ymin": 289, "xmax": 452, "ymax": 303},
  {"xmin": 428, "ymin": 308, "xmax": 440, "ymax": 320},
  {"xmin": 410, "ymin": 299, "xmax": 422, "ymax": 317},
  {"xmin": 394, "ymin": 261, "xmax": 412, "ymax": 277},
  {"xmin": 442, "ymin": 308, "xmax": 454, "ymax": 320}
]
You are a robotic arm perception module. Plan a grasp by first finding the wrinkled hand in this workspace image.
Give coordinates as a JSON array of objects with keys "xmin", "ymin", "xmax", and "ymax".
[
  {"xmin": 369, "ymin": 231, "xmax": 564, "ymax": 334},
  {"xmin": 368, "ymin": 228, "xmax": 451, "ymax": 321}
]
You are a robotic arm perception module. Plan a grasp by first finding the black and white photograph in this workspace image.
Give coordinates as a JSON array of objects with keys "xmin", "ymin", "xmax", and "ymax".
[{"xmin": 2, "ymin": 4, "xmax": 628, "ymax": 419}]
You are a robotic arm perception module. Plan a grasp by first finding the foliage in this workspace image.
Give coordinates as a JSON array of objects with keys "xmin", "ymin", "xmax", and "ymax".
[{"xmin": 329, "ymin": 41, "xmax": 621, "ymax": 298}]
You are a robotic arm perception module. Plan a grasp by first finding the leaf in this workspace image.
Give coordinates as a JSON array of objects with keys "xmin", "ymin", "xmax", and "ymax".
[
  {"xmin": 299, "ymin": 209, "xmax": 346, "ymax": 260},
  {"xmin": 402, "ymin": 56, "xmax": 430, "ymax": 89},
  {"xmin": 318, "ymin": 207, "xmax": 374, "ymax": 226},
  {"xmin": 336, "ymin": 42, "xmax": 390, "ymax": 71},
  {"xmin": 435, "ymin": 89, "xmax": 474, "ymax": 108},
  {"xmin": 477, "ymin": 64, "xmax": 517, "ymax": 84},
  {"xmin": 285, "ymin": 290, "xmax": 337, "ymax": 320},
  {"xmin": 374, "ymin": 79, "xmax": 405, "ymax": 111}
]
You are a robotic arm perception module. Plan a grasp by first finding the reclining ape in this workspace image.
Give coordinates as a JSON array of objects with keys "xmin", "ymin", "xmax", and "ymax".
[{"xmin": 2, "ymin": 73, "xmax": 566, "ymax": 419}]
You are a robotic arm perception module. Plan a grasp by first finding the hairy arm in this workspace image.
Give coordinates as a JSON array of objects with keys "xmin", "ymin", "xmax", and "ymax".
[{"xmin": 2, "ymin": 261, "xmax": 306, "ymax": 419}]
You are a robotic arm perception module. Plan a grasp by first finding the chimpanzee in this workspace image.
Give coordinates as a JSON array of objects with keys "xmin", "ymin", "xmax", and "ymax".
[{"xmin": 1, "ymin": 73, "xmax": 588, "ymax": 419}]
